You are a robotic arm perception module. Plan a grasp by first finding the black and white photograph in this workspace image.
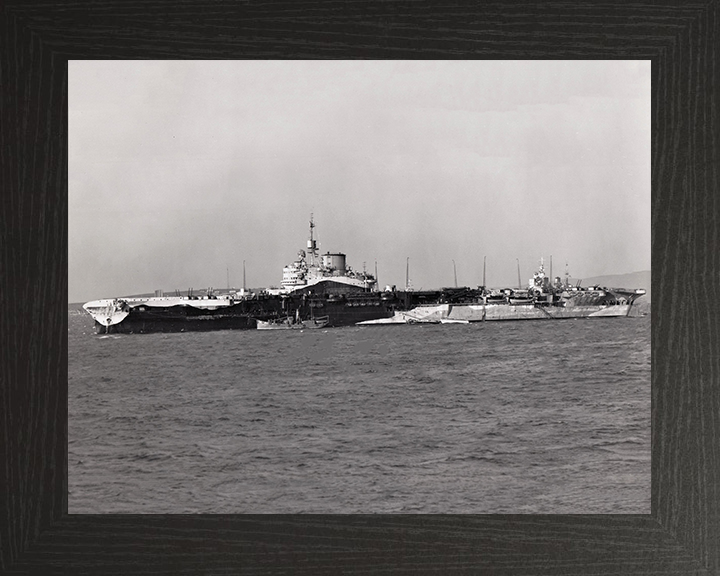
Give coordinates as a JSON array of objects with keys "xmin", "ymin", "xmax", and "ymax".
[{"xmin": 68, "ymin": 60, "xmax": 650, "ymax": 514}]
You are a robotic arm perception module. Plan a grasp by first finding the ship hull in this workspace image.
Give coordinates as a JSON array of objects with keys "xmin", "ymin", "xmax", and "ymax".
[
  {"xmin": 85, "ymin": 280, "xmax": 645, "ymax": 334},
  {"xmin": 90, "ymin": 293, "xmax": 399, "ymax": 334},
  {"xmin": 91, "ymin": 304, "xmax": 259, "ymax": 334},
  {"xmin": 445, "ymin": 303, "xmax": 634, "ymax": 322},
  {"xmin": 89, "ymin": 294, "xmax": 639, "ymax": 334},
  {"xmin": 357, "ymin": 302, "xmax": 636, "ymax": 326}
]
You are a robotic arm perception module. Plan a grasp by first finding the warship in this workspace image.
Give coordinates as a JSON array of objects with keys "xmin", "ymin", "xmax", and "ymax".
[
  {"xmin": 82, "ymin": 218, "xmax": 646, "ymax": 334},
  {"xmin": 357, "ymin": 259, "xmax": 646, "ymax": 325},
  {"xmin": 82, "ymin": 215, "xmax": 400, "ymax": 334}
]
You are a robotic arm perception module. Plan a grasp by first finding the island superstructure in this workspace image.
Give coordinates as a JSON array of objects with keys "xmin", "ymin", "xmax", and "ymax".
[{"xmin": 268, "ymin": 215, "xmax": 377, "ymax": 294}]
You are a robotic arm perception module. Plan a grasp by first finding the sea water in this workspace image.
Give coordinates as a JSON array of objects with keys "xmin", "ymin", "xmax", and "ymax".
[{"xmin": 68, "ymin": 312, "xmax": 650, "ymax": 513}]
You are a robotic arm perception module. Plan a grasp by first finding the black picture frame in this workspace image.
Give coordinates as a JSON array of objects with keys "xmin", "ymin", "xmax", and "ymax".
[{"xmin": 2, "ymin": 2, "xmax": 718, "ymax": 574}]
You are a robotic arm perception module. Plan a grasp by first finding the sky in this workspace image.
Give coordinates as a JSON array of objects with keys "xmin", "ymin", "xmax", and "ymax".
[{"xmin": 69, "ymin": 60, "xmax": 650, "ymax": 302}]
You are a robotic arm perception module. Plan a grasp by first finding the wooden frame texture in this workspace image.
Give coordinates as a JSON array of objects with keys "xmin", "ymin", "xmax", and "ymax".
[{"xmin": 1, "ymin": 2, "xmax": 718, "ymax": 574}]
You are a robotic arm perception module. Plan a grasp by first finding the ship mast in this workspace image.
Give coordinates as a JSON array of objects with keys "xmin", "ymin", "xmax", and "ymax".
[
  {"xmin": 565, "ymin": 261, "xmax": 570, "ymax": 288},
  {"xmin": 243, "ymin": 260, "xmax": 246, "ymax": 291},
  {"xmin": 453, "ymin": 259, "xmax": 458, "ymax": 288},
  {"xmin": 517, "ymin": 259, "xmax": 521, "ymax": 289},
  {"xmin": 307, "ymin": 213, "xmax": 318, "ymax": 267}
]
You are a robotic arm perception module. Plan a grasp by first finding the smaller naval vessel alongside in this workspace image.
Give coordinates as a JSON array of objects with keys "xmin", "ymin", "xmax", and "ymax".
[{"xmin": 256, "ymin": 310, "xmax": 330, "ymax": 330}]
